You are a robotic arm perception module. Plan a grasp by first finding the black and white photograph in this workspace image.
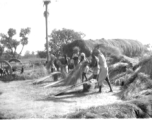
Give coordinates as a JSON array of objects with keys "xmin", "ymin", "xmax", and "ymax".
[{"xmin": 0, "ymin": 0, "xmax": 152, "ymax": 119}]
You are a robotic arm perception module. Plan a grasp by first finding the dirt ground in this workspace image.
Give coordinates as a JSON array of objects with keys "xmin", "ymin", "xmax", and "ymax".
[{"xmin": 0, "ymin": 78, "xmax": 122, "ymax": 119}]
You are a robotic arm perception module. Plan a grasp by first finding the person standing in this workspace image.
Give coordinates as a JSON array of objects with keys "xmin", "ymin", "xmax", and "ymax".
[
  {"xmin": 90, "ymin": 53, "xmax": 100, "ymax": 81},
  {"xmin": 46, "ymin": 53, "xmax": 57, "ymax": 72},
  {"xmin": 60, "ymin": 54, "xmax": 69, "ymax": 74},
  {"xmin": 80, "ymin": 52, "xmax": 89, "ymax": 82},
  {"xmin": 72, "ymin": 46, "xmax": 80, "ymax": 68},
  {"xmin": 93, "ymin": 48, "xmax": 113, "ymax": 93}
]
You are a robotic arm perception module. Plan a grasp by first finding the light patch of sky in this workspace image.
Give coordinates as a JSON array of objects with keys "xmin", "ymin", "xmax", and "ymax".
[{"xmin": 0, "ymin": 0, "xmax": 152, "ymax": 55}]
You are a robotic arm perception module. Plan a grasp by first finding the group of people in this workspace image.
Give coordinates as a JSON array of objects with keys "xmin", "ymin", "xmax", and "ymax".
[
  {"xmin": 71, "ymin": 46, "xmax": 113, "ymax": 93},
  {"xmin": 49, "ymin": 46, "xmax": 113, "ymax": 93}
]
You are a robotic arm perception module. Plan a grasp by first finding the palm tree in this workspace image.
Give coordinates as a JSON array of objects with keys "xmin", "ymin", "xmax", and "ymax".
[{"xmin": 18, "ymin": 28, "xmax": 30, "ymax": 58}]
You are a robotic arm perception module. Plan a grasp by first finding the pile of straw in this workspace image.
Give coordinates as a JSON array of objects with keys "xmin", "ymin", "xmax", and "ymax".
[
  {"xmin": 136, "ymin": 55, "xmax": 152, "ymax": 79},
  {"xmin": 52, "ymin": 61, "xmax": 88, "ymax": 87},
  {"xmin": 120, "ymin": 72, "xmax": 152, "ymax": 100},
  {"xmin": 109, "ymin": 62, "xmax": 129, "ymax": 81},
  {"xmin": 62, "ymin": 39, "xmax": 145, "ymax": 59},
  {"xmin": 65, "ymin": 102, "xmax": 149, "ymax": 118}
]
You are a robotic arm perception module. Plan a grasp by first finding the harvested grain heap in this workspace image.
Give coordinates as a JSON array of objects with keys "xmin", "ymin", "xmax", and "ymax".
[
  {"xmin": 134, "ymin": 55, "xmax": 152, "ymax": 79},
  {"xmin": 62, "ymin": 39, "xmax": 145, "ymax": 58},
  {"xmin": 120, "ymin": 72, "xmax": 152, "ymax": 100}
]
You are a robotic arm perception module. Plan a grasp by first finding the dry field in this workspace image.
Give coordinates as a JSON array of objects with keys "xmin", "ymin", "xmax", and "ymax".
[
  {"xmin": 0, "ymin": 54, "xmax": 152, "ymax": 119},
  {"xmin": 0, "ymin": 76, "xmax": 121, "ymax": 119}
]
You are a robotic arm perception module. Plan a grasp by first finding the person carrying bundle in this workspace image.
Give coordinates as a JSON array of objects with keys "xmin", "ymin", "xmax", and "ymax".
[{"xmin": 92, "ymin": 48, "xmax": 113, "ymax": 93}]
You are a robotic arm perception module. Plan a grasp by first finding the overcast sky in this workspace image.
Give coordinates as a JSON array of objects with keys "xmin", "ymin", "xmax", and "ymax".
[{"xmin": 0, "ymin": 0, "xmax": 152, "ymax": 55}]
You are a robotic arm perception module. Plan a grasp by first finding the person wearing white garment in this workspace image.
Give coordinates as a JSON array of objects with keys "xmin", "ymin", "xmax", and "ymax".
[{"xmin": 92, "ymin": 48, "xmax": 113, "ymax": 93}]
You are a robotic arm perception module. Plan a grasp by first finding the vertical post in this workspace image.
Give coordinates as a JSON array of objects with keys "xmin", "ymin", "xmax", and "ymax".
[{"xmin": 44, "ymin": 0, "xmax": 50, "ymax": 63}]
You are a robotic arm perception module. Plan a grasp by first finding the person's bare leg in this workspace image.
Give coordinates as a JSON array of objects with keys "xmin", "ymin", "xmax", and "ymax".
[
  {"xmin": 97, "ymin": 75, "xmax": 102, "ymax": 93},
  {"xmin": 82, "ymin": 73, "xmax": 85, "ymax": 82},
  {"xmin": 84, "ymin": 73, "xmax": 87, "ymax": 81},
  {"xmin": 98, "ymin": 85, "xmax": 102, "ymax": 93},
  {"xmin": 105, "ymin": 76, "xmax": 113, "ymax": 92}
]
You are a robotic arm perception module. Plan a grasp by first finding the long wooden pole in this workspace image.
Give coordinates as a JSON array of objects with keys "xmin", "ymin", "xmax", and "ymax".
[{"xmin": 44, "ymin": 1, "xmax": 50, "ymax": 63}]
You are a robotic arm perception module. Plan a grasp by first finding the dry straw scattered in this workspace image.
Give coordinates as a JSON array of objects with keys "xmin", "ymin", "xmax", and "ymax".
[{"xmin": 64, "ymin": 102, "xmax": 150, "ymax": 118}]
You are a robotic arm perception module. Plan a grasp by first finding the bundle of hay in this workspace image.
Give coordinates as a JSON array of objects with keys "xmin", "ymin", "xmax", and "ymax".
[
  {"xmin": 63, "ymin": 65, "xmax": 82, "ymax": 85},
  {"xmin": 64, "ymin": 102, "xmax": 148, "ymax": 118},
  {"xmin": 114, "ymin": 55, "xmax": 152, "ymax": 87},
  {"xmin": 120, "ymin": 72, "xmax": 152, "ymax": 100},
  {"xmin": 52, "ymin": 60, "xmax": 90, "ymax": 87},
  {"xmin": 114, "ymin": 69, "xmax": 134, "ymax": 86},
  {"xmin": 51, "ymin": 64, "xmax": 83, "ymax": 87},
  {"xmin": 108, "ymin": 39, "xmax": 145, "ymax": 57},
  {"xmin": 62, "ymin": 39, "xmax": 145, "ymax": 64},
  {"xmin": 134, "ymin": 55, "xmax": 152, "ymax": 79},
  {"xmin": 85, "ymin": 38, "xmax": 145, "ymax": 57},
  {"xmin": 128, "ymin": 97, "xmax": 152, "ymax": 117},
  {"xmin": 108, "ymin": 62, "xmax": 129, "ymax": 82},
  {"xmin": 95, "ymin": 42, "xmax": 122, "ymax": 59}
]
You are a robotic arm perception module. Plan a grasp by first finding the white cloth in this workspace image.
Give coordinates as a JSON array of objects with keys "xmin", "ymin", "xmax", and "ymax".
[
  {"xmin": 61, "ymin": 65, "xmax": 68, "ymax": 74},
  {"xmin": 98, "ymin": 52, "xmax": 108, "ymax": 86},
  {"xmin": 72, "ymin": 53, "xmax": 79, "ymax": 59},
  {"xmin": 92, "ymin": 56, "xmax": 100, "ymax": 75},
  {"xmin": 84, "ymin": 65, "xmax": 89, "ymax": 73},
  {"xmin": 79, "ymin": 53, "xmax": 89, "ymax": 74}
]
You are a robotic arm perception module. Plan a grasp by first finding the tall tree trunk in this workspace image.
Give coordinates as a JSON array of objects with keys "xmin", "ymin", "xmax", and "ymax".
[{"xmin": 17, "ymin": 45, "xmax": 24, "ymax": 59}]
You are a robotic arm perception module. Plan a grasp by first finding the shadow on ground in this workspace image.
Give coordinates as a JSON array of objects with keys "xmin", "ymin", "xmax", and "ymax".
[
  {"xmin": 36, "ymin": 89, "xmax": 101, "ymax": 103},
  {"xmin": 0, "ymin": 74, "xmax": 26, "ymax": 83}
]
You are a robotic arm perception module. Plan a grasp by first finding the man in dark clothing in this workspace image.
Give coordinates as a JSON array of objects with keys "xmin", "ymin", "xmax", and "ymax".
[{"xmin": 72, "ymin": 46, "xmax": 80, "ymax": 68}]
